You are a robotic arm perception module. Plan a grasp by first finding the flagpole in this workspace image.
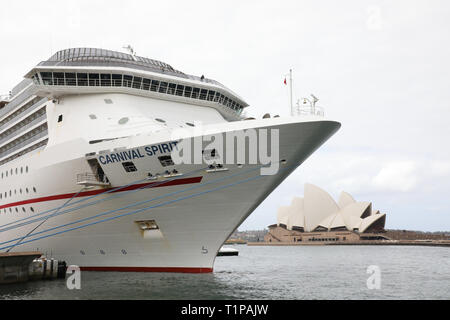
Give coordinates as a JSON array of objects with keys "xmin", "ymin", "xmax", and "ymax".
[{"xmin": 289, "ymin": 69, "xmax": 293, "ymax": 116}]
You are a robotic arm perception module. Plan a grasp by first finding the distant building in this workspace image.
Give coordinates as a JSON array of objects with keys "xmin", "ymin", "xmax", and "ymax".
[{"xmin": 265, "ymin": 183, "xmax": 387, "ymax": 243}]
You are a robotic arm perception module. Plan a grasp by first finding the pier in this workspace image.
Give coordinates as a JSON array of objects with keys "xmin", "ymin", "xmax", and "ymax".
[
  {"xmin": 0, "ymin": 252, "xmax": 42, "ymax": 284},
  {"xmin": 0, "ymin": 252, "xmax": 66, "ymax": 284}
]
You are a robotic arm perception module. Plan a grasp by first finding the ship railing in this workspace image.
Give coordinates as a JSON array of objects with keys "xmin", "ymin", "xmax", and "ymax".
[
  {"xmin": 0, "ymin": 129, "xmax": 48, "ymax": 161},
  {"xmin": 0, "ymin": 114, "xmax": 47, "ymax": 147},
  {"xmin": 76, "ymin": 173, "xmax": 110, "ymax": 187},
  {"xmin": 297, "ymin": 105, "xmax": 325, "ymax": 117}
]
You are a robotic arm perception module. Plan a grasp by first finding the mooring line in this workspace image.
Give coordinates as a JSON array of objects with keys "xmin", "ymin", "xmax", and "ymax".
[
  {"xmin": 0, "ymin": 163, "xmax": 268, "ymax": 247},
  {"xmin": 0, "ymin": 166, "xmax": 208, "ymax": 232},
  {"xmin": 0, "ymin": 163, "xmax": 293, "ymax": 252}
]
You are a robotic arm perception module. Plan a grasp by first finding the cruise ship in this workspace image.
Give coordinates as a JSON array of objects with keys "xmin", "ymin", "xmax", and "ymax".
[{"xmin": 0, "ymin": 48, "xmax": 340, "ymax": 272}]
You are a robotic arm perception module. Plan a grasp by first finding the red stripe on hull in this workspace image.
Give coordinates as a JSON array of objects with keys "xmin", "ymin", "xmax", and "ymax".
[
  {"xmin": 80, "ymin": 266, "xmax": 213, "ymax": 273},
  {"xmin": 0, "ymin": 176, "xmax": 203, "ymax": 210}
]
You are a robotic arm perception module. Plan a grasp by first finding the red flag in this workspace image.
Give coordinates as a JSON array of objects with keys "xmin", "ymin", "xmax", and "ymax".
[{"xmin": 284, "ymin": 78, "xmax": 287, "ymax": 85}]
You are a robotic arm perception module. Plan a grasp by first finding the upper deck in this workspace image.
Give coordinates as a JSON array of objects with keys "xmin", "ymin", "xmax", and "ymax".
[{"xmin": 12, "ymin": 48, "xmax": 248, "ymax": 122}]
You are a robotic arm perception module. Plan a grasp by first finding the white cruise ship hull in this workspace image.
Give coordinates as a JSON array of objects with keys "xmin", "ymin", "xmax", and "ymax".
[{"xmin": 0, "ymin": 118, "xmax": 339, "ymax": 272}]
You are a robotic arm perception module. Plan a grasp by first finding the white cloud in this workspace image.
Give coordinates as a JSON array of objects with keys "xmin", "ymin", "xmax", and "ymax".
[{"xmin": 372, "ymin": 161, "xmax": 418, "ymax": 192}]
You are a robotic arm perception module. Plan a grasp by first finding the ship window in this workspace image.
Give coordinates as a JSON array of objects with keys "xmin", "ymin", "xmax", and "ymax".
[
  {"xmin": 122, "ymin": 161, "xmax": 137, "ymax": 173},
  {"xmin": 54, "ymin": 73, "xmax": 64, "ymax": 86},
  {"xmin": 159, "ymin": 82, "xmax": 168, "ymax": 94},
  {"xmin": 77, "ymin": 73, "xmax": 88, "ymax": 86},
  {"xmin": 175, "ymin": 85, "xmax": 184, "ymax": 96},
  {"xmin": 155, "ymin": 118, "xmax": 166, "ymax": 123},
  {"xmin": 168, "ymin": 83, "xmax": 176, "ymax": 95},
  {"xmin": 88, "ymin": 73, "xmax": 100, "ymax": 86},
  {"xmin": 186, "ymin": 122, "xmax": 195, "ymax": 127},
  {"xmin": 184, "ymin": 86, "xmax": 192, "ymax": 98},
  {"xmin": 112, "ymin": 74, "xmax": 122, "ymax": 87},
  {"xmin": 65, "ymin": 73, "xmax": 76, "ymax": 86},
  {"xmin": 158, "ymin": 155, "xmax": 174, "ymax": 167},
  {"xmin": 207, "ymin": 91, "xmax": 216, "ymax": 101},
  {"xmin": 89, "ymin": 114, "xmax": 97, "ymax": 119},
  {"xmin": 199, "ymin": 89, "xmax": 208, "ymax": 100},
  {"xmin": 123, "ymin": 75, "xmax": 133, "ymax": 87},
  {"xmin": 132, "ymin": 77, "xmax": 142, "ymax": 89},
  {"xmin": 58, "ymin": 115, "xmax": 63, "ymax": 123},
  {"xmin": 142, "ymin": 78, "xmax": 151, "ymax": 90},
  {"xmin": 150, "ymin": 80, "xmax": 160, "ymax": 91},
  {"xmin": 30, "ymin": 207, "xmax": 34, "ymax": 212},
  {"xmin": 118, "ymin": 117, "xmax": 129, "ymax": 125},
  {"xmin": 192, "ymin": 88, "xmax": 200, "ymax": 99},
  {"xmin": 101, "ymin": 74, "xmax": 111, "ymax": 86},
  {"xmin": 41, "ymin": 72, "xmax": 53, "ymax": 85}
]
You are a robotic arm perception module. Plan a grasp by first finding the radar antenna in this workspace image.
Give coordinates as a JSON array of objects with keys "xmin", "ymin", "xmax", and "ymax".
[{"xmin": 122, "ymin": 45, "xmax": 136, "ymax": 56}]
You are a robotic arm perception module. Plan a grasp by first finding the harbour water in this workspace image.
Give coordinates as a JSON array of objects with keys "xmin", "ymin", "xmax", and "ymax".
[{"xmin": 0, "ymin": 245, "xmax": 448, "ymax": 300}]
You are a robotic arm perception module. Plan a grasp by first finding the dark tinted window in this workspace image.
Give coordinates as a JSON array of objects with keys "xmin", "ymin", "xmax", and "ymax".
[
  {"xmin": 123, "ymin": 75, "xmax": 133, "ymax": 87},
  {"xmin": 77, "ymin": 73, "xmax": 88, "ymax": 86},
  {"xmin": 122, "ymin": 162, "xmax": 137, "ymax": 172},
  {"xmin": 101, "ymin": 74, "xmax": 111, "ymax": 86},
  {"xmin": 112, "ymin": 74, "xmax": 122, "ymax": 86}
]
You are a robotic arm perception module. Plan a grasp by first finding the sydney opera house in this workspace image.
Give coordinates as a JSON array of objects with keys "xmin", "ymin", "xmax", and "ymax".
[{"xmin": 265, "ymin": 184, "xmax": 388, "ymax": 243}]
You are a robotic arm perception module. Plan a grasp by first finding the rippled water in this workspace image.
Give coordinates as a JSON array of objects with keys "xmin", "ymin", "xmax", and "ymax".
[{"xmin": 0, "ymin": 245, "xmax": 449, "ymax": 300}]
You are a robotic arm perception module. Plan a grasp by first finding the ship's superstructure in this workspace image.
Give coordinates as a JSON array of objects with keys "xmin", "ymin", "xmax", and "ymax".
[{"xmin": 0, "ymin": 48, "xmax": 340, "ymax": 272}]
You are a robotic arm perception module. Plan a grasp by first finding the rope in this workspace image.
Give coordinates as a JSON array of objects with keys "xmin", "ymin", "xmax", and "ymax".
[
  {"xmin": 0, "ymin": 164, "xmax": 267, "ymax": 247},
  {"xmin": 0, "ymin": 166, "xmax": 208, "ymax": 233},
  {"xmin": 5, "ymin": 187, "xmax": 85, "ymax": 252},
  {"xmin": 0, "ymin": 163, "xmax": 291, "ymax": 252}
]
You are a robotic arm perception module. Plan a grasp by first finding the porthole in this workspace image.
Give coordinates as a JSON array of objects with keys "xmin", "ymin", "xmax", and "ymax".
[
  {"xmin": 155, "ymin": 118, "xmax": 166, "ymax": 123},
  {"xmin": 33, "ymin": 187, "xmax": 36, "ymax": 193},
  {"xmin": 20, "ymin": 189, "xmax": 22, "ymax": 194},
  {"xmin": 121, "ymin": 249, "xmax": 127, "ymax": 255},
  {"xmin": 80, "ymin": 250, "xmax": 85, "ymax": 255},
  {"xmin": 99, "ymin": 250, "xmax": 105, "ymax": 255},
  {"xmin": 89, "ymin": 114, "xmax": 97, "ymax": 120},
  {"xmin": 22, "ymin": 207, "xmax": 25, "ymax": 212},
  {"xmin": 26, "ymin": 166, "xmax": 28, "ymax": 173},
  {"xmin": 118, "ymin": 117, "xmax": 129, "ymax": 125},
  {"xmin": 186, "ymin": 122, "xmax": 195, "ymax": 127},
  {"xmin": 30, "ymin": 207, "xmax": 34, "ymax": 212},
  {"xmin": 20, "ymin": 167, "xmax": 23, "ymax": 174},
  {"xmin": 26, "ymin": 188, "xmax": 29, "ymax": 193}
]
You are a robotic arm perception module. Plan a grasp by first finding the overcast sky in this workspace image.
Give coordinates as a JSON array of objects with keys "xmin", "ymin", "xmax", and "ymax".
[{"xmin": 1, "ymin": 0, "xmax": 449, "ymax": 231}]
